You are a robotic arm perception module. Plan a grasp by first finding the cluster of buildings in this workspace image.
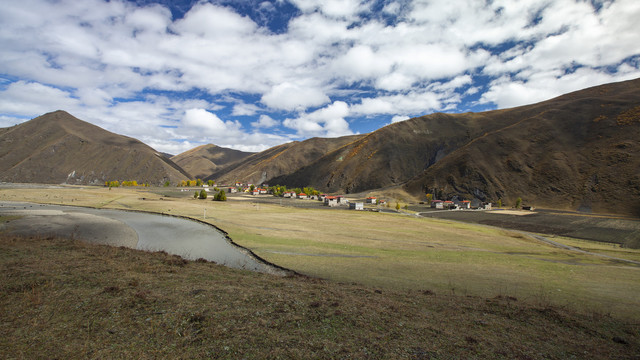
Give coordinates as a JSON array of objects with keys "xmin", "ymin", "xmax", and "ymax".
[{"xmin": 430, "ymin": 199, "xmax": 492, "ymax": 210}]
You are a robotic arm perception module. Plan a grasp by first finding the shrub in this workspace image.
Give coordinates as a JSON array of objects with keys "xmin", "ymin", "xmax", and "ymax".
[
  {"xmin": 199, "ymin": 189, "xmax": 208, "ymax": 199},
  {"xmin": 215, "ymin": 190, "xmax": 227, "ymax": 201}
]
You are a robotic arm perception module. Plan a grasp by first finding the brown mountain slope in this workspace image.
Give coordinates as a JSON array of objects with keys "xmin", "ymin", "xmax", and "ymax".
[
  {"xmin": 0, "ymin": 110, "xmax": 191, "ymax": 185},
  {"xmin": 269, "ymin": 78, "xmax": 640, "ymax": 215},
  {"xmin": 207, "ymin": 135, "xmax": 364, "ymax": 185},
  {"xmin": 404, "ymin": 78, "xmax": 640, "ymax": 215},
  {"xmin": 171, "ymin": 144, "xmax": 253, "ymax": 179}
]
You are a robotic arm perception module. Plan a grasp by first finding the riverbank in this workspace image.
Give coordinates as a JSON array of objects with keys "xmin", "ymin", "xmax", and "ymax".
[{"xmin": 1, "ymin": 233, "xmax": 638, "ymax": 359}]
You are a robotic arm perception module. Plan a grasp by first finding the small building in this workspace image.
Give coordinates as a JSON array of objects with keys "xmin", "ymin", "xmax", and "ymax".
[
  {"xmin": 350, "ymin": 202, "xmax": 364, "ymax": 210},
  {"xmin": 227, "ymin": 187, "xmax": 238, "ymax": 194},
  {"xmin": 259, "ymin": 188, "xmax": 268, "ymax": 194},
  {"xmin": 319, "ymin": 194, "xmax": 327, "ymax": 201},
  {"xmin": 325, "ymin": 196, "xmax": 339, "ymax": 207},
  {"xmin": 366, "ymin": 197, "xmax": 377, "ymax": 204},
  {"xmin": 283, "ymin": 191, "xmax": 295, "ymax": 198},
  {"xmin": 458, "ymin": 200, "xmax": 471, "ymax": 209},
  {"xmin": 297, "ymin": 193, "xmax": 308, "ymax": 200},
  {"xmin": 336, "ymin": 196, "xmax": 347, "ymax": 204},
  {"xmin": 251, "ymin": 189, "xmax": 259, "ymax": 195},
  {"xmin": 522, "ymin": 205, "xmax": 535, "ymax": 211},
  {"xmin": 431, "ymin": 200, "xmax": 444, "ymax": 209},
  {"xmin": 444, "ymin": 201, "xmax": 455, "ymax": 209},
  {"xmin": 483, "ymin": 203, "xmax": 492, "ymax": 210}
]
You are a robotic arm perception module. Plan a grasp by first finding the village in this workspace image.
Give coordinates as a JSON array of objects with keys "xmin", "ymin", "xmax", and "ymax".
[{"xmin": 181, "ymin": 182, "xmax": 493, "ymax": 212}]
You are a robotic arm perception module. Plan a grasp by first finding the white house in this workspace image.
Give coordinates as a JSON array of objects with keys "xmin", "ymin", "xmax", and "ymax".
[
  {"xmin": 349, "ymin": 202, "xmax": 364, "ymax": 210},
  {"xmin": 325, "ymin": 196, "xmax": 339, "ymax": 207}
]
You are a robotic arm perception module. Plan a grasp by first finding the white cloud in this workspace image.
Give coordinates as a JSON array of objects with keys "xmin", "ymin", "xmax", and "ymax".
[
  {"xmin": 261, "ymin": 82, "xmax": 330, "ymax": 111},
  {"xmin": 391, "ymin": 115, "xmax": 410, "ymax": 123},
  {"xmin": 283, "ymin": 101, "xmax": 353, "ymax": 137},
  {"xmin": 480, "ymin": 65, "xmax": 640, "ymax": 108},
  {"xmin": 182, "ymin": 108, "xmax": 242, "ymax": 135},
  {"xmin": 0, "ymin": 0, "xmax": 638, "ymax": 154},
  {"xmin": 232, "ymin": 102, "xmax": 261, "ymax": 116},
  {"xmin": 251, "ymin": 115, "xmax": 280, "ymax": 128},
  {"xmin": 0, "ymin": 81, "xmax": 80, "ymax": 115},
  {"xmin": 289, "ymin": 0, "xmax": 370, "ymax": 19}
]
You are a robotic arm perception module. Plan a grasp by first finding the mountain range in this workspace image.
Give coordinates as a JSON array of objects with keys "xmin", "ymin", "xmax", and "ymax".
[{"xmin": 0, "ymin": 78, "xmax": 638, "ymax": 215}]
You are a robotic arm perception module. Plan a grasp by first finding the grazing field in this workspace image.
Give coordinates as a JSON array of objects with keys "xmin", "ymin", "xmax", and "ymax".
[{"xmin": 1, "ymin": 185, "xmax": 639, "ymax": 321}]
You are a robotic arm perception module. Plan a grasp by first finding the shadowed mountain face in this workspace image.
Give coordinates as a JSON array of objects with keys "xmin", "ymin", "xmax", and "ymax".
[
  {"xmin": 205, "ymin": 135, "xmax": 365, "ymax": 186},
  {"xmin": 263, "ymin": 78, "xmax": 640, "ymax": 215},
  {"xmin": 170, "ymin": 144, "xmax": 253, "ymax": 179},
  {"xmin": 0, "ymin": 111, "xmax": 191, "ymax": 185}
]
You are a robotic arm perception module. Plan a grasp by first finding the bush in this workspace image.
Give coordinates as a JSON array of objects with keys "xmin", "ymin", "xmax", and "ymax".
[
  {"xmin": 515, "ymin": 197, "xmax": 522, "ymax": 209},
  {"xmin": 215, "ymin": 190, "xmax": 227, "ymax": 201},
  {"xmin": 199, "ymin": 189, "xmax": 208, "ymax": 199}
]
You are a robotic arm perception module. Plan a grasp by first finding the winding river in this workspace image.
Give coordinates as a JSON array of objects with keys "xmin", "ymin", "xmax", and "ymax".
[{"xmin": 0, "ymin": 201, "xmax": 289, "ymax": 276}]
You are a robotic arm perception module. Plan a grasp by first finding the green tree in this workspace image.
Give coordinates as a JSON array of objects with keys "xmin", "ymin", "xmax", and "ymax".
[
  {"xmin": 215, "ymin": 190, "xmax": 227, "ymax": 201},
  {"xmin": 207, "ymin": 180, "xmax": 214, "ymax": 186},
  {"xmin": 515, "ymin": 197, "xmax": 522, "ymax": 209},
  {"xmin": 395, "ymin": 202, "xmax": 401, "ymax": 211},
  {"xmin": 164, "ymin": 181, "xmax": 171, "ymax": 187},
  {"xmin": 497, "ymin": 198, "xmax": 503, "ymax": 208},
  {"xmin": 250, "ymin": 184, "xmax": 255, "ymax": 192},
  {"xmin": 199, "ymin": 189, "xmax": 208, "ymax": 199},
  {"xmin": 194, "ymin": 191, "xmax": 199, "ymax": 199}
]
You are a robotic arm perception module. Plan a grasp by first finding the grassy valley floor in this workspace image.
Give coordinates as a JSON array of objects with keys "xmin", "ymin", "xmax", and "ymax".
[
  {"xmin": 1, "ymin": 234, "xmax": 638, "ymax": 359},
  {"xmin": 1, "ymin": 185, "xmax": 639, "ymax": 358}
]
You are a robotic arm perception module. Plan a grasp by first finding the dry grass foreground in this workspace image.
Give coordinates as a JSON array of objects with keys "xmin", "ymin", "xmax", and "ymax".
[{"xmin": 1, "ymin": 234, "xmax": 639, "ymax": 359}]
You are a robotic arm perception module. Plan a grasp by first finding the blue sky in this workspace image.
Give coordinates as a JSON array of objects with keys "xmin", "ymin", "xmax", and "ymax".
[{"xmin": 1, "ymin": 0, "xmax": 639, "ymax": 154}]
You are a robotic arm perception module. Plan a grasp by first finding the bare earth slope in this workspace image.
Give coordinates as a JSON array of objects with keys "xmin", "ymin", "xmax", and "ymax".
[
  {"xmin": 267, "ymin": 78, "xmax": 640, "ymax": 215},
  {"xmin": 207, "ymin": 135, "xmax": 364, "ymax": 185},
  {"xmin": 0, "ymin": 110, "xmax": 191, "ymax": 185},
  {"xmin": 170, "ymin": 144, "xmax": 253, "ymax": 179}
]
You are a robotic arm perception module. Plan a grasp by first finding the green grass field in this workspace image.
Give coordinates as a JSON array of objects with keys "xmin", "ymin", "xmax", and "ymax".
[{"xmin": 2, "ymin": 186, "xmax": 639, "ymax": 319}]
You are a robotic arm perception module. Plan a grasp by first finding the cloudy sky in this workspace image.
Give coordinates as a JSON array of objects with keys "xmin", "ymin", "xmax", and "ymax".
[{"xmin": 1, "ymin": 0, "xmax": 639, "ymax": 154}]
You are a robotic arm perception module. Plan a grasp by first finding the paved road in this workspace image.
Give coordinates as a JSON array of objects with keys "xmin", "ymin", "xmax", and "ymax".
[{"xmin": 0, "ymin": 201, "xmax": 289, "ymax": 275}]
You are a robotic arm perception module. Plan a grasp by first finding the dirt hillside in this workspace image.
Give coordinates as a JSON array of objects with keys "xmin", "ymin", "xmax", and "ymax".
[
  {"xmin": 0, "ymin": 110, "xmax": 191, "ymax": 185},
  {"xmin": 171, "ymin": 144, "xmax": 253, "ymax": 179}
]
